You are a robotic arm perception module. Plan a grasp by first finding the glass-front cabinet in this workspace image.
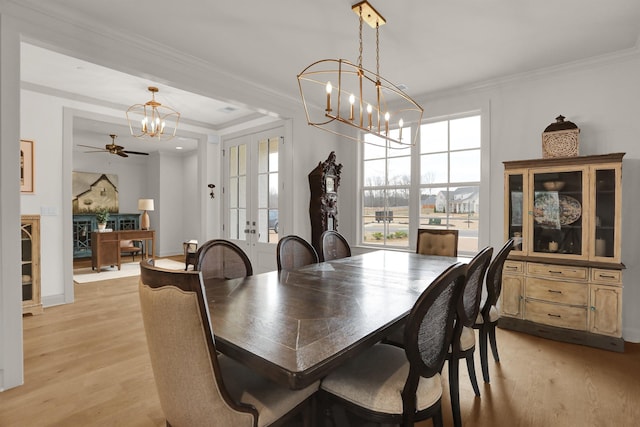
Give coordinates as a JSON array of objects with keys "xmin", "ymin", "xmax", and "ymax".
[
  {"xmin": 501, "ymin": 153, "xmax": 625, "ymax": 352},
  {"xmin": 21, "ymin": 214, "xmax": 42, "ymax": 315}
]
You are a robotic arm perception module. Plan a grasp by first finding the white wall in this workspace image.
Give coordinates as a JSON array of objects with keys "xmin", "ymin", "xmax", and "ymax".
[{"xmin": 408, "ymin": 52, "xmax": 640, "ymax": 341}]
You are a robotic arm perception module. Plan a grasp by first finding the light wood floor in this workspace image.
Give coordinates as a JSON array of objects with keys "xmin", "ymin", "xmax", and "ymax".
[{"xmin": 1, "ymin": 266, "xmax": 639, "ymax": 426}]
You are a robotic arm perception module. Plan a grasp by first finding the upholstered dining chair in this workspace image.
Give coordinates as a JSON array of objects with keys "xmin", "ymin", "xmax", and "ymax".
[
  {"xmin": 195, "ymin": 239, "xmax": 253, "ymax": 280},
  {"xmin": 139, "ymin": 260, "xmax": 318, "ymax": 427},
  {"xmin": 416, "ymin": 228, "xmax": 459, "ymax": 257},
  {"xmin": 473, "ymin": 239, "xmax": 514, "ymax": 383},
  {"xmin": 319, "ymin": 230, "xmax": 351, "ymax": 262},
  {"xmin": 448, "ymin": 245, "xmax": 493, "ymax": 427},
  {"xmin": 276, "ymin": 235, "xmax": 319, "ymax": 272},
  {"xmin": 320, "ymin": 262, "xmax": 467, "ymax": 427}
]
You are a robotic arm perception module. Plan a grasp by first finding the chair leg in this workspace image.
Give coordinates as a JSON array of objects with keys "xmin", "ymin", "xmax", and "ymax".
[
  {"xmin": 480, "ymin": 325, "xmax": 490, "ymax": 383},
  {"xmin": 449, "ymin": 357, "xmax": 462, "ymax": 427},
  {"xmin": 488, "ymin": 322, "xmax": 500, "ymax": 362},
  {"xmin": 465, "ymin": 352, "xmax": 481, "ymax": 396},
  {"xmin": 432, "ymin": 407, "xmax": 444, "ymax": 427}
]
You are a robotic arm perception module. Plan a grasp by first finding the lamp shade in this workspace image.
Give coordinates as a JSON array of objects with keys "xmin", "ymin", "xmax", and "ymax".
[{"xmin": 138, "ymin": 199, "xmax": 154, "ymax": 211}]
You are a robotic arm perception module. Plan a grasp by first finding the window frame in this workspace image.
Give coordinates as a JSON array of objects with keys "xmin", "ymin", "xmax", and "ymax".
[{"xmin": 358, "ymin": 109, "xmax": 488, "ymax": 255}]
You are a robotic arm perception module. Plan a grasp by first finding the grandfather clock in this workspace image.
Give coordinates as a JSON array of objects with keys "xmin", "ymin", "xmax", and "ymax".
[{"xmin": 309, "ymin": 151, "xmax": 342, "ymax": 255}]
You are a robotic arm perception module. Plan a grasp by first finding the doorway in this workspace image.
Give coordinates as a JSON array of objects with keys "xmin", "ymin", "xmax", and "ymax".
[{"xmin": 223, "ymin": 127, "xmax": 283, "ymax": 273}]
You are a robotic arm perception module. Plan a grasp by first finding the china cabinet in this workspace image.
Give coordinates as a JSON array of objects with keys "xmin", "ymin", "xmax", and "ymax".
[
  {"xmin": 500, "ymin": 153, "xmax": 625, "ymax": 351},
  {"xmin": 21, "ymin": 215, "xmax": 42, "ymax": 315}
]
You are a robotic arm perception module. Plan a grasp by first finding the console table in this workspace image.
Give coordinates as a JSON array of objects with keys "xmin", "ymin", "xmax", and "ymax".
[{"xmin": 91, "ymin": 229, "xmax": 155, "ymax": 272}]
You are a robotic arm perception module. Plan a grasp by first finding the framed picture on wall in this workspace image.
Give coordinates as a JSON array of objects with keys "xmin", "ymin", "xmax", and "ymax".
[{"xmin": 20, "ymin": 139, "xmax": 35, "ymax": 194}]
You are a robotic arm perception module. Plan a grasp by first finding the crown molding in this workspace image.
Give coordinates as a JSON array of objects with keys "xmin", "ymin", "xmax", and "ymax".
[
  {"xmin": 420, "ymin": 44, "xmax": 640, "ymax": 103},
  {"xmin": 4, "ymin": 0, "xmax": 301, "ymax": 119}
]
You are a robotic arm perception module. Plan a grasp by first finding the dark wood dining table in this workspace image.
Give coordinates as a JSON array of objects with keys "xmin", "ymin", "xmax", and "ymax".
[{"xmin": 203, "ymin": 250, "xmax": 468, "ymax": 390}]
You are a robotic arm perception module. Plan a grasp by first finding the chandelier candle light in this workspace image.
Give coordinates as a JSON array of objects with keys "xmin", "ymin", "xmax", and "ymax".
[
  {"xmin": 297, "ymin": 0, "xmax": 423, "ymax": 147},
  {"xmin": 127, "ymin": 86, "xmax": 180, "ymax": 140}
]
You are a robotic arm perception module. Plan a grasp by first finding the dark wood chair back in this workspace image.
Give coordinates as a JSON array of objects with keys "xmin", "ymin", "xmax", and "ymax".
[
  {"xmin": 320, "ymin": 230, "xmax": 351, "ymax": 262},
  {"xmin": 458, "ymin": 246, "xmax": 494, "ymax": 328},
  {"xmin": 277, "ymin": 235, "xmax": 319, "ymax": 271},
  {"xmin": 482, "ymin": 239, "xmax": 514, "ymax": 316},
  {"xmin": 416, "ymin": 229, "xmax": 459, "ymax": 257},
  {"xmin": 195, "ymin": 239, "xmax": 253, "ymax": 280},
  {"xmin": 401, "ymin": 262, "xmax": 467, "ymax": 424}
]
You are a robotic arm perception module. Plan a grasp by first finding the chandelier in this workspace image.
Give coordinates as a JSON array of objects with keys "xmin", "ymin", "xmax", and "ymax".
[
  {"xmin": 126, "ymin": 86, "xmax": 181, "ymax": 140},
  {"xmin": 297, "ymin": 0, "xmax": 423, "ymax": 148}
]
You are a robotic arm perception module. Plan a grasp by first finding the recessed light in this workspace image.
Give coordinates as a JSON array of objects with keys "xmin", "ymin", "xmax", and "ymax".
[
  {"xmin": 176, "ymin": 146, "xmax": 183, "ymax": 150},
  {"xmin": 219, "ymin": 106, "xmax": 238, "ymax": 113}
]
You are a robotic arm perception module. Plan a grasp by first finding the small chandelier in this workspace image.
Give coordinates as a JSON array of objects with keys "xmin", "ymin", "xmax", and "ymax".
[
  {"xmin": 297, "ymin": 0, "xmax": 423, "ymax": 148},
  {"xmin": 126, "ymin": 86, "xmax": 181, "ymax": 140}
]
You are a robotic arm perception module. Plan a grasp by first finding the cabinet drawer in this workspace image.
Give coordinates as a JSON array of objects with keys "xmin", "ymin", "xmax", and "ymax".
[
  {"xmin": 503, "ymin": 260, "xmax": 524, "ymax": 274},
  {"xmin": 526, "ymin": 278, "xmax": 588, "ymax": 306},
  {"xmin": 525, "ymin": 300, "xmax": 587, "ymax": 331},
  {"xmin": 591, "ymin": 269, "xmax": 622, "ymax": 286},
  {"xmin": 527, "ymin": 263, "xmax": 588, "ymax": 281}
]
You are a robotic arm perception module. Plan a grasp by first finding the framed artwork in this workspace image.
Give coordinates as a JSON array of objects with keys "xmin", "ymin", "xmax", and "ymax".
[
  {"xmin": 72, "ymin": 171, "xmax": 119, "ymax": 214},
  {"xmin": 20, "ymin": 139, "xmax": 35, "ymax": 194}
]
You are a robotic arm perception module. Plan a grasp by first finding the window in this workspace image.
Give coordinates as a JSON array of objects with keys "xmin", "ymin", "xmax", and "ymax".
[
  {"xmin": 360, "ymin": 113, "xmax": 481, "ymax": 255},
  {"xmin": 362, "ymin": 128, "xmax": 412, "ymax": 248}
]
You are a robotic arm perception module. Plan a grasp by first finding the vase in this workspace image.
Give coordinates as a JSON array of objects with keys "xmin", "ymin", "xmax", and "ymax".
[{"xmin": 97, "ymin": 222, "xmax": 106, "ymax": 231}]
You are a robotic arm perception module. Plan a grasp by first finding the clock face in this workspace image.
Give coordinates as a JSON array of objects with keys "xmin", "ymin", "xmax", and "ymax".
[{"xmin": 326, "ymin": 176, "xmax": 335, "ymax": 193}]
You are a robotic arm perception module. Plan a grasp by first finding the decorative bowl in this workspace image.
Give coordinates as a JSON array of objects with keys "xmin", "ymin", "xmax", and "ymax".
[{"xmin": 543, "ymin": 180, "xmax": 565, "ymax": 191}]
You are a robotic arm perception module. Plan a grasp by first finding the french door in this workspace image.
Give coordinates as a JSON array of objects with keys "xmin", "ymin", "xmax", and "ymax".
[{"xmin": 224, "ymin": 127, "xmax": 282, "ymax": 273}]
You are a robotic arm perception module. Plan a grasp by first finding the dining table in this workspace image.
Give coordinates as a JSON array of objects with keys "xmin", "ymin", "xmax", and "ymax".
[{"xmin": 203, "ymin": 249, "xmax": 468, "ymax": 390}]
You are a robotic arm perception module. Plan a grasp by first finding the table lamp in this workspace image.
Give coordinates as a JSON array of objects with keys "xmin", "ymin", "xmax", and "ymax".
[{"xmin": 138, "ymin": 198, "xmax": 154, "ymax": 230}]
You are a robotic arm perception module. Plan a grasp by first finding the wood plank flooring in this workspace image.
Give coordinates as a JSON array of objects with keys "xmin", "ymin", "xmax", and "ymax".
[{"xmin": 1, "ymin": 265, "xmax": 639, "ymax": 426}]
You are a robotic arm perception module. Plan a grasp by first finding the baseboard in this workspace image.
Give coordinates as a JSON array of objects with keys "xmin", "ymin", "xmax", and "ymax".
[
  {"xmin": 42, "ymin": 294, "xmax": 67, "ymax": 308},
  {"xmin": 623, "ymin": 326, "xmax": 640, "ymax": 343}
]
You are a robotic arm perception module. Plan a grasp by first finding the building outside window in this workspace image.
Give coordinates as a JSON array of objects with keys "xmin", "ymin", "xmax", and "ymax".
[{"xmin": 361, "ymin": 113, "xmax": 481, "ymax": 255}]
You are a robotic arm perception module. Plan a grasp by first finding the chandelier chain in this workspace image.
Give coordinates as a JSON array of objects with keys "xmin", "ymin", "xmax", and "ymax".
[
  {"xmin": 376, "ymin": 22, "xmax": 380, "ymax": 77},
  {"xmin": 358, "ymin": 6, "xmax": 363, "ymax": 68}
]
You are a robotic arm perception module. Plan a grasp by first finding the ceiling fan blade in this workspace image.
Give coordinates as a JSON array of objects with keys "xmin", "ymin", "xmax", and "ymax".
[
  {"xmin": 116, "ymin": 151, "xmax": 129, "ymax": 158},
  {"xmin": 78, "ymin": 144, "xmax": 106, "ymax": 151},
  {"xmin": 123, "ymin": 150, "xmax": 149, "ymax": 156}
]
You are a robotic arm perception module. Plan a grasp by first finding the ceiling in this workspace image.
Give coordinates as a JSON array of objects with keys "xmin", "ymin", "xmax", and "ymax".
[{"xmin": 17, "ymin": 0, "xmax": 640, "ymax": 154}]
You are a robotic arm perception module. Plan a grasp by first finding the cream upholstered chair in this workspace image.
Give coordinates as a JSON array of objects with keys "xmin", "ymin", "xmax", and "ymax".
[
  {"xmin": 320, "ymin": 262, "xmax": 467, "ymax": 427},
  {"xmin": 448, "ymin": 246, "xmax": 493, "ymax": 427},
  {"xmin": 416, "ymin": 229, "xmax": 459, "ymax": 257},
  {"xmin": 195, "ymin": 239, "xmax": 253, "ymax": 280},
  {"xmin": 139, "ymin": 260, "xmax": 318, "ymax": 427},
  {"xmin": 473, "ymin": 239, "xmax": 514, "ymax": 383},
  {"xmin": 276, "ymin": 235, "xmax": 319, "ymax": 271},
  {"xmin": 319, "ymin": 230, "xmax": 351, "ymax": 262}
]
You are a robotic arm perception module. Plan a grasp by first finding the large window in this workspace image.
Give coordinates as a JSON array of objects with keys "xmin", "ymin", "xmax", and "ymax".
[
  {"xmin": 361, "ymin": 114, "xmax": 481, "ymax": 254},
  {"xmin": 362, "ymin": 128, "xmax": 412, "ymax": 248}
]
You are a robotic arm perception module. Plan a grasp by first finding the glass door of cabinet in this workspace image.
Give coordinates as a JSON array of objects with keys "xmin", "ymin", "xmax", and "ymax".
[
  {"xmin": 592, "ymin": 165, "xmax": 621, "ymax": 262},
  {"xmin": 505, "ymin": 170, "xmax": 526, "ymax": 253},
  {"xmin": 529, "ymin": 168, "xmax": 587, "ymax": 259}
]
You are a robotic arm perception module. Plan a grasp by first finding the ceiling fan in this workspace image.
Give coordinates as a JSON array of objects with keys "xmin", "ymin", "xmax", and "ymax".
[{"xmin": 78, "ymin": 134, "xmax": 149, "ymax": 158}]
